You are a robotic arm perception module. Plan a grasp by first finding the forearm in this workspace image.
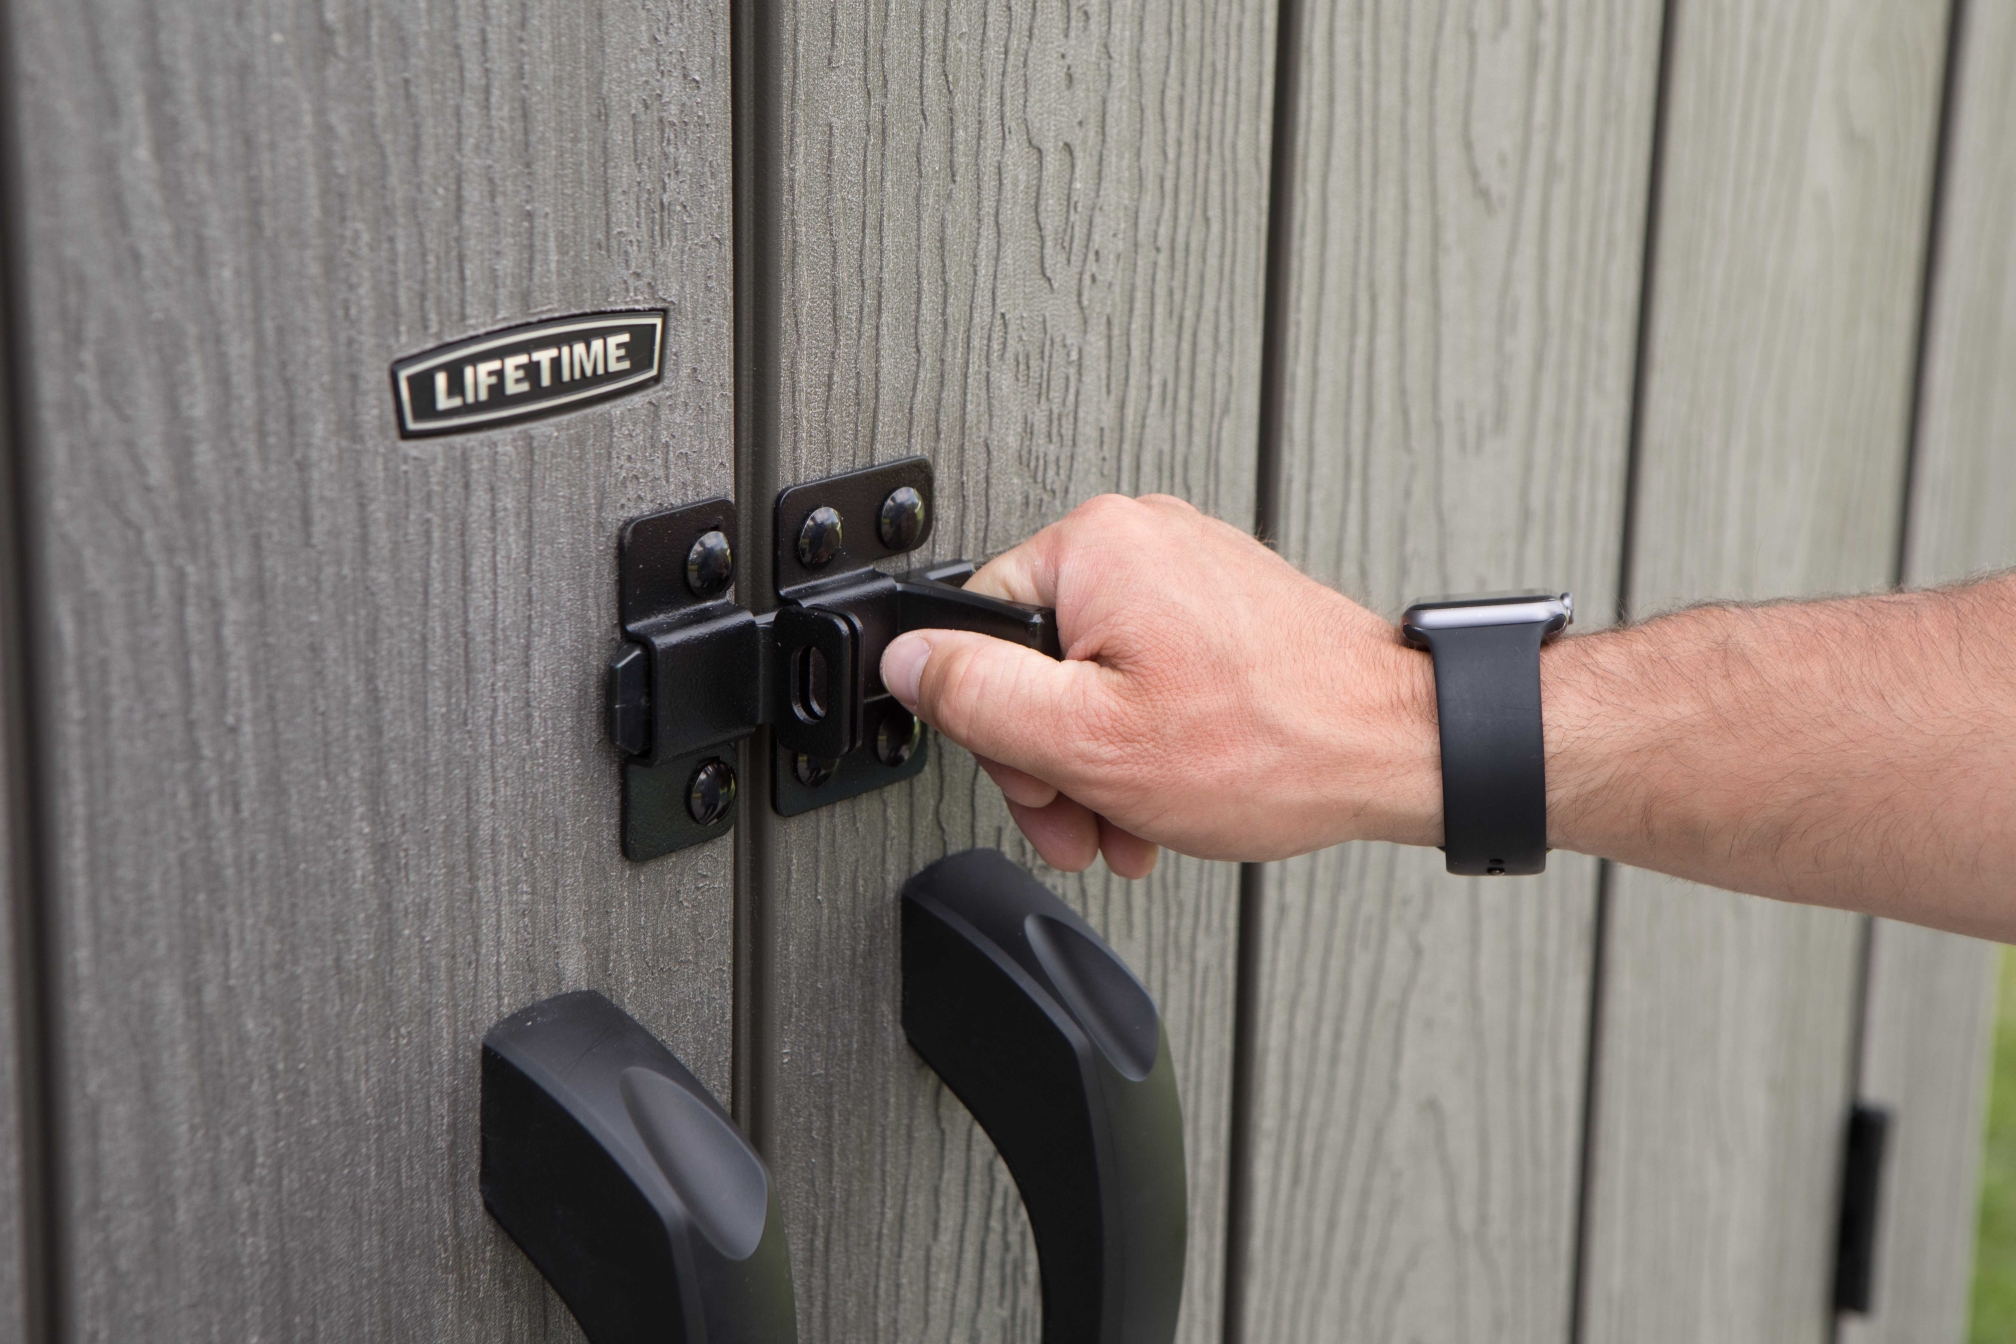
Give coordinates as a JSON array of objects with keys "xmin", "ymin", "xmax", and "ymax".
[
  {"xmin": 1537, "ymin": 575, "xmax": 2016, "ymax": 937},
  {"xmin": 888, "ymin": 495, "xmax": 2016, "ymax": 921}
]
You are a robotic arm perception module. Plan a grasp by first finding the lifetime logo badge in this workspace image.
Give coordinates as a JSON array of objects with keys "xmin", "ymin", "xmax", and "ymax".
[{"xmin": 390, "ymin": 310, "xmax": 665, "ymax": 437}]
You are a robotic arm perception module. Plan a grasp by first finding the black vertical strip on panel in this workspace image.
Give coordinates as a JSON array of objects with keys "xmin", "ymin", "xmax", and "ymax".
[
  {"xmin": 0, "ymin": 1, "xmax": 55, "ymax": 1335},
  {"xmin": 730, "ymin": 0, "xmax": 784, "ymax": 1160},
  {"xmin": 1822, "ymin": 4, "xmax": 1967, "ymax": 1338},
  {"xmin": 1568, "ymin": 1, "xmax": 1679, "ymax": 1340},
  {"xmin": 1221, "ymin": 0, "xmax": 1303, "ymax": 1334}
]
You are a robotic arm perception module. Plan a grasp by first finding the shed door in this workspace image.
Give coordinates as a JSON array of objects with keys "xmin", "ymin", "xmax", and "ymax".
[
  {"xmin": 0, "ymin": 1, "xmax": 2005, "ymax": 1342},
  {"xmin": 3, "ymin": 2, "xmax": 736, "ymax": 1338}
]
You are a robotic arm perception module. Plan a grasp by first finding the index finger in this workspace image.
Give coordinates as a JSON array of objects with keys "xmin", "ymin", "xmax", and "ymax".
[
  {"xmin": 962, "ymin": 522, "xmax": 1061, "ymax": 606},
  {"xmin": 964, "ymin": 492, "xmax": 1166, "ymax": 606}
]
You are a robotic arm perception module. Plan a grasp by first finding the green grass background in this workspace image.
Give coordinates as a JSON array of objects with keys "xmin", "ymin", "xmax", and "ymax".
[{"xmin": 1970, "ymin": 948, "xmax": 2016, "ymax": 1342}]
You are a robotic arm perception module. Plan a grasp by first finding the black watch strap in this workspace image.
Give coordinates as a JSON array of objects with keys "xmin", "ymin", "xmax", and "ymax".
[{"xmin": 1410, "ymin": 620, "xmax": 1553, "ymax": 876}]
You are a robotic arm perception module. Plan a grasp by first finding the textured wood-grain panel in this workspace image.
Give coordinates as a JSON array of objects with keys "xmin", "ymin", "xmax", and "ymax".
[
  {"xmin": 1233, "ymin": 4, "xmax": 1662, "ymax": 1341},
  {"xmin": 1902, "ymin": 0, "xmax": 2016, "ymax": 593},
  {"xmin": 1840, "ymin": 5, "xmax": 2016, "ymax": 1336},
  {"xmin": 740, "ymin": 0, "xmax": 1275, "ymax": 1336},
  {"xmin": 4, "ymin": 1, "xmax": 736, "ymax": 1338},
  {"xmin": 1579, "ymin": 2, "xmax": 1952, "ymax": 1341}
]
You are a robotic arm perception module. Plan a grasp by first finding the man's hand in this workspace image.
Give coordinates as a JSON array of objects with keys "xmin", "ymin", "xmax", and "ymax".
[
  {"xmin": 879, "ymin": 494, "xmax": 1443, "ymax": 876},
  {"xmin": 883, "ymin": 494, "xmax": 2016, "ymax": 941}
]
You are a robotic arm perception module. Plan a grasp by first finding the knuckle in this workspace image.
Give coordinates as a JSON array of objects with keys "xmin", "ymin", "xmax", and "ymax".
[
  {"xmin": 1078, "ymin": 492, "xmax": 1135, "ymax": 515},
  {"xmin": 1069, "ymin": 493, "xmax": 1140, "ymax": 531}
]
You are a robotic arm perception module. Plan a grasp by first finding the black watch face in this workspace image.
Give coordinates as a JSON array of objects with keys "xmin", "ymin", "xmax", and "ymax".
[{"xmin": 1400, "ymin": 591, "xmax": 1572, "ymax": 645}]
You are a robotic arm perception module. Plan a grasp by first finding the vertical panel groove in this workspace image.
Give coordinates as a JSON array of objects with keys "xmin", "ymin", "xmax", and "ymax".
[
  {"xmin": 1613, "ymin": 0, "xmax": 1679, "ymax": 630},
  {"xmin": 1843, "ymin": 911, "xmax": 1878, "ymax": 1106},
  {"xmin": 1891, "ymin": 0, "xmax": 1967, "ymax": 594},
  {"xmin": 1221, "ymin": 0, "xmax": 1302, "ymax": 1331},
  {"xmin": 1219, "ymin": 866, "xmax": 1267, "ymax": 1344},
  {"xmin": 1246, "ymin": 0, "xmax": 1301, "ymax": 552},
  {"xmin": 1567, "ymin": 860, "xmax": 1616, "ymax": 1344},
  {"xmin": 740, "ymin": 0, "xmax": 786, "ymax": 1180},
  {"xmin": 0, "ymin": 0, "xmax": 58, "ymax": 1325},
  {"xmin": 728, "ymin": 0, "xmax": 757, "ymax": 1142},
  {"xmin": 733, "ymin": 0, "xmax": 784, "ymax": 1162},
  {"xmin": 1570, "ymin": 4, "xmax": 1674, "ymax": 1336}
]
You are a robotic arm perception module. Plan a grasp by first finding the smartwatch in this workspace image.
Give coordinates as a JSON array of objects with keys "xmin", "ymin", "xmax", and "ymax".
[{"xmin": 1400, "ymin": 592, "xmax": 1572, "ymax": 876}]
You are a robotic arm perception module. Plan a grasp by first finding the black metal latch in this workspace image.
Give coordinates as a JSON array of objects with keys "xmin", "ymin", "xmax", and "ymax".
[{"xmin": 607, "ymin": 458, "xmax": 1061, "ymax": 861}]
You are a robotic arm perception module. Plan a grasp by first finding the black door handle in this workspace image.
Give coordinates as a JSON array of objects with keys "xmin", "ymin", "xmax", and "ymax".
[
  {"xmin": 902, "ymin": 849, "xmax": 1187, "ymax": 1344},
  {"xmin": 481, "ymin": 990, "xmax": 797, "ymax": 1343}
]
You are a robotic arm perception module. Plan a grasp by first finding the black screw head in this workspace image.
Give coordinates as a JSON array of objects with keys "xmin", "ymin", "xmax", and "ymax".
[
  {"xmin": 877, "ymin": 486, "xmax": 927, "ymax": 551},
  {"xmin": 875, "ymin": 707, "xmax": 923, "ymax": 767},
  {"xmin": 686, "ymin": 529, "xmax": 734, "ymax": 597},
  {"xmin": 797, "ymin": 506, "xmax": 843, "ymax": 568},
  {"xmin": 793, "ymin": 753, "xmax": 836, "ymax": 787},
  {"xmin": 687, "ymin": 758, "xmax": 737, "ymax": 825}
]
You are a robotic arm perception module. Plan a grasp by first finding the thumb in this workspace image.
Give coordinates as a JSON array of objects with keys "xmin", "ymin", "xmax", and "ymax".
[{"xmin": 882, "ymin": 629, "xmax": 1100, "ymax": 783}]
